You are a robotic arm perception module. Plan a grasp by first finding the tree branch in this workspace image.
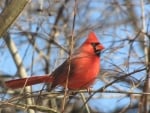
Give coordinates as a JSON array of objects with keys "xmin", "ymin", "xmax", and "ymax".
[{"xmin": 0, "ymin": 0, "xmax": 29, "ymax": 37}]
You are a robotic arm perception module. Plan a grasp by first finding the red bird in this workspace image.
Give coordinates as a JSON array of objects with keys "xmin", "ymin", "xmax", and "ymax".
[{"xmin": 5, "ymin": 32, "xmax": 104, "ymax": 90}]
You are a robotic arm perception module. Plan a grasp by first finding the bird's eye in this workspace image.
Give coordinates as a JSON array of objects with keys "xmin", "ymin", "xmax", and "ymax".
[{"xmin": 91, "ymin": 42, "xmax": 100, "ymax": 47}]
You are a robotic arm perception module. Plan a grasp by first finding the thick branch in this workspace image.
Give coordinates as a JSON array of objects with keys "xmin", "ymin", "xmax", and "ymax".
[{"xmin": 0, "ymin": 0, "xmax": 29, "ymax": 37}]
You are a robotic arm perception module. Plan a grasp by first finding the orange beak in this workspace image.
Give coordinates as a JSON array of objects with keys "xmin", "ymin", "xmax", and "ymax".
[{"xmin": 96, "ymin": 43, "xmax": 104, "ymax": 51}]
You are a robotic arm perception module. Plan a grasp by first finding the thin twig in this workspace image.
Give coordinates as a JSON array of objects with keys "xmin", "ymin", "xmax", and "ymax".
[
  {"xmin": 62, "ymin": 0, "xmax": 77, "ymax": 112},
  {"xmin": 139, "ymin": 0, "xmax": 150, "ymax": 113}
]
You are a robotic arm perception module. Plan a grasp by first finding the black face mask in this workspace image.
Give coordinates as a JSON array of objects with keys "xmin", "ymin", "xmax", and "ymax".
[{"xmin": 91, "ymin": 42, "xmax": 101, "ymax": 56}]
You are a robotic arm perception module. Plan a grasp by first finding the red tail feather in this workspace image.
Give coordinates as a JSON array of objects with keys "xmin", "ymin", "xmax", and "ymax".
[{"xmin": 5, "ymin": 76, "xmax": 53, "ymax": 89}]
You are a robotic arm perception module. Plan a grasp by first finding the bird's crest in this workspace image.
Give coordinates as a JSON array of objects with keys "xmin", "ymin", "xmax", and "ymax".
[{"xmin": 84, "ymin": 31, "xmax": 99, "ymax": 44}]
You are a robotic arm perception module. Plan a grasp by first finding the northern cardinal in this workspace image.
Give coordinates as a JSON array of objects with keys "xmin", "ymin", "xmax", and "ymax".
[{"xmin": 5, "ymin": 32, "xmax": 104, "ymax": 90}]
